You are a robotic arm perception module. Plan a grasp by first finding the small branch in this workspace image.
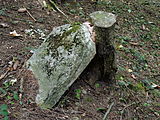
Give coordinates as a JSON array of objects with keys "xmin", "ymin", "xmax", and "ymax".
[
  {"xmin": 48, "ymin": 0, "xmax": 71, "ymax": 23},
  {"xmin": 82, "ymin": 78, "xmax": 95, "ymax": 90},
  {"xmin": 20, "ymin": 77, "xmax": 24, "ymax": 92},
  {"xmin": 37, "ymin": 0, "xmax": 44, "ymax": 7},
  {"xmin": 19, "ymin": 77, "xmax": 24, "ymax": 100},
  {"xmin": 103, "ymin": 102, "xmax": 114, "ymax": 120},
  {"xmin": 120, "ymin": 102, "xmax": 137, "ymax": 120},
  {"xmin": 26, "ymin": 9, "xmax": 37, "ymax": 22},
  {"xmin": 0, "ymin": 69, "xmax": 9, "ymax": 80}
]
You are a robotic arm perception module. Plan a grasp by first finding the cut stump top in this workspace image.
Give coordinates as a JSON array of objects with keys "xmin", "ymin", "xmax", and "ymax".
[{"xmin": 90, "ymin": 11, "xmax": 116, "ymax": 28}]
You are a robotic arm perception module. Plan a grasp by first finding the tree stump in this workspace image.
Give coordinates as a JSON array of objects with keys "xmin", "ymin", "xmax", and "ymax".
[{"xmin": 86, "ymin": 11, "xmax": 117, "ymax": 84}]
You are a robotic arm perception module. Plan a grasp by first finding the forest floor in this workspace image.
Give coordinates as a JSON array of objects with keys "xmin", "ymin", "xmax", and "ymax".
[{"xmin": 0, "ymin": 0, "xmax": 160, "ymax": 119}]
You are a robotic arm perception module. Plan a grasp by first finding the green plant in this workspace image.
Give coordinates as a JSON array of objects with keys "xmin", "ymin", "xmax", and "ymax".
[
  {"xmin": 96, "ymin": 107, "xmax": 106, "ymax": 113},
  {"xmin": 0, "ymin": 8, "xmax": 7, "ymax": 16},
  {"xmin": 69, "ymin": 9, "xmax": 77, "ymax": 14},
  {"xmin": 133, "ymin": 82, "xmax": 145, "ymax": 92},
  {"xmin": 143, "ymin": 103, "xmax": 151, "ymax": 107},
  {"xmin": 13, "ymin": 91, "xmax": 19, "ymax": 101},
  {"xmin": 0, "ymin": 104, "xmax": 9, "ymax": 120},
  {"xmin": 150, "ymin": 90, "xmax": 160, "ymax": 97},
  {"xmin": 140, "ymin": 33, "xmax": 152, "ymax": 42},
  {"xmin": 84, "ymin": 97, "xmax": 92, "ymax": 102},
  {"xmin": 118, "ymin": 81, "xmax": 131, "ymax": 87},
  {"xmin": 1, "ymin": 81, "xmax": 19, "ymax": 107},
  {"xmin": 0, "ymin": 88, "xmax": 7, "ymax": 97},
  {"xmin": 130, "ymin": 49, "xmax": 147, "ymax": 64},
  {"xmin": 95, "ymin": 83, "xmax": 100, "ymax": 88},
  {"xmin": 75, "ymin": 89, "xmax": 81, "ymax": 100}
]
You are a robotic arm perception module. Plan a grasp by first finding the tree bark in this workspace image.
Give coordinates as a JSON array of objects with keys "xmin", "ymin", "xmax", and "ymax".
[{"xmin": 84, "ymin": 11, "xmax": 117, "ymax": 85}]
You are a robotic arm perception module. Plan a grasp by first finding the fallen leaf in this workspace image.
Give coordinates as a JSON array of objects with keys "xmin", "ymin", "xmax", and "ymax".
[
  {"xmin": 8, "ymin": 61, "xmax": 13, "ymax": 67},
  {"xmin": 8, "ymin": 67, "xmax": 14, "ymax": 71},
  {"xmin": 129, "ymin": 42, "xmax": 139, "ymax": 46},
  {"xmin": 74, "ymin": 16, "xmax": 79, "ymax": 19},
  {"xmin": 19, "ymin": 93, "xmax": 22, "ymax": 100},
  {"xmin": 148, "ymin": 21, "xmax": 154, "ymax": 24},
  {"xmin": 13, "ymin": 60, "xmax": 19, "ymax": 70},
  {"xmin": 30, "ymin": 50, "xmax": 34, "ymax": 53},
  {"xmin": 0, "ymin": 23, "xmax": 9, "ymax": 28},
  {"xmin": 118, "ymin": 45, "xmax": 124, "ymax": 49},
  {"xmin": 128, "ymin": 9, "xmax": 132, "ymax": 13},
  {"xmin": 151, "ymin": 82, "xmax": 160, "ymax": 89},
  {"xmin": 82, "ymin": 112, "xmax": 86, "ymax": 116},
  {"xmin": 142, "ymin": 24, "xmax": 146, "ymax": 30},
  {"xmin": 18, "ymin": 8, "xmax": 27, "ymax": 13},
  {"xmin": 141, "ymin": 25, "xmax": 149, "ymax": 31},
  {"xmin": 128, "ymin": 69, "xmax": 133, "ymax": 73},
  {"xmin": 10, "ymin": 30, "xmax": 22, "ymax": 37},
  {"xmin": 43, "ymin": 1, "xmax": 47, "ymax": 8},
  {"xmin": 131, "ymin": 74, "xmax": 136, "ymax": 79},
  {"xmin": 10, "ymin": 79, "xmax": 17, "ymax": 85},
  {"xmin": 0, "ymin": 73, "xmax": 7, "ymax": 80}
]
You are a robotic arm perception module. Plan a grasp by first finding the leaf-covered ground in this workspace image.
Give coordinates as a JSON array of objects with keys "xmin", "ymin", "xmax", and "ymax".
[{"xmin": 0, "ymin": 0, "xmax": 159, "ymax": 119}]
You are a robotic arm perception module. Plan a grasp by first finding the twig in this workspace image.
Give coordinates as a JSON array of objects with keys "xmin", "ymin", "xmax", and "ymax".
[
  {"xmin": 124, "ymin": 85, "xmax": 141, "ymax": 101},
  {"xmin": 48, "ymin": 0, "xmax": 71, "ymax": 23},
  {"xmin": 103, "ymin": 102, "xmax": 114, "ymax": 120},
  {"xmin": 26, "ymin": 9, "xmax": 37, "ymax": 22},
  {"xmin": 18, "ymin": 77, "xmax": 24, "ymax": 100},
  {"xmin": 155, "ymin": 117, "xmax": 160, "ymax": 120},
  {"xmin": 120, "ymin": 102, "xmax": 137, "ymax": 120},
  {"xmin": 20, "ymin": 77, "xmax": 24, "ymax": 92},
  {"xmin": 82, "ymin": 78, "xmax": 95, "ymax": 90},
  {"xmin": 37, "ymin": 0, "xmax": 44, "ymax": 7},
  {"xmin": 0, "ymin": 69, "xmax": 9, "ymax": 80}
]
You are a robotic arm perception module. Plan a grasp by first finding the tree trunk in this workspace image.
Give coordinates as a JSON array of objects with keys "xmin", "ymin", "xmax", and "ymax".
[{"xmin": 84, "ymin": 11, "xmax": 117, "ymax": 85}]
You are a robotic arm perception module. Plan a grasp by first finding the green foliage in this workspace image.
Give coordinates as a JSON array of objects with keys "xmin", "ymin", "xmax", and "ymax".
[
  {"xmin": 0, "ymin": 88, "xmax": 7, "ymax": 97},
  {"xmin": 0, "ymin": 104, "xmax": 9, "ymax": 120},
  {"xmin": 116, "ymin": 73, "xmax": 124, "ymax": 81},
  {"xmin": 130, "ymin": 49, "xmax": 147, "ymax": 64},
  {"xmin": 13, "ymin": 91, "xmax": 19, "ymax": 101},
  {"xmin": 140, "ymin": 33, "xmax": 152, "ymax": 42},
  {"xmin": 118, "ymin": 80, "xmax": 146, "ymax": 92},
  {"xmin": 95, "ymin": 83, "xmax": 100, "ymax": 88},
  {"xmin": 150, "ymin": 90, "xmax": 160, "ymax": 97},
  {"xmin": 96, "ymin": 107, "xmax": 106, "ymax": 112},
  {"xmin": 75, "ymin": 89, "xmax": 81, "ymax": 100},
  {"xmin": 84, "ymin": 97, "xmax": 92, "ymax": 102},
  {"xmin": 118, "ymin": 81, "xmax": 131, "ymax": 87},
  {"xmin": 143, "ymin": 103, "xmax": 151, "ymax": 107},
  {"xmin": 0, "ymin": 80, "xmax": 19, "ymax": 113},
  {"xmin": 0, "ymin": 8, "xmax": 7, "ymax": 16},
  {"xmin": 69, "ymin": 9, "xmax": 77, "ymax": 14}
]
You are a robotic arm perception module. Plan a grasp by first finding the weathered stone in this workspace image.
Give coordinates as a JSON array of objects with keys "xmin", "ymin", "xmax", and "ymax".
[{"xmin": 27, "ymin": 23, "xmax": 96, "ymax": 108}]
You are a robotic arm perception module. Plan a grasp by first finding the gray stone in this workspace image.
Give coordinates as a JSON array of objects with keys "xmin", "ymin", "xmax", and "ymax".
[{"xmin": 27, "ymin": 23, "xmax": 96, "ymax": 108}]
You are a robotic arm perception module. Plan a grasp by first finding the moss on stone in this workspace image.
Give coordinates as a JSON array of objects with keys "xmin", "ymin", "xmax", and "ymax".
[{"xmin": 61, "ymin": 24, "xmax": 80, "ymax": 39}]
